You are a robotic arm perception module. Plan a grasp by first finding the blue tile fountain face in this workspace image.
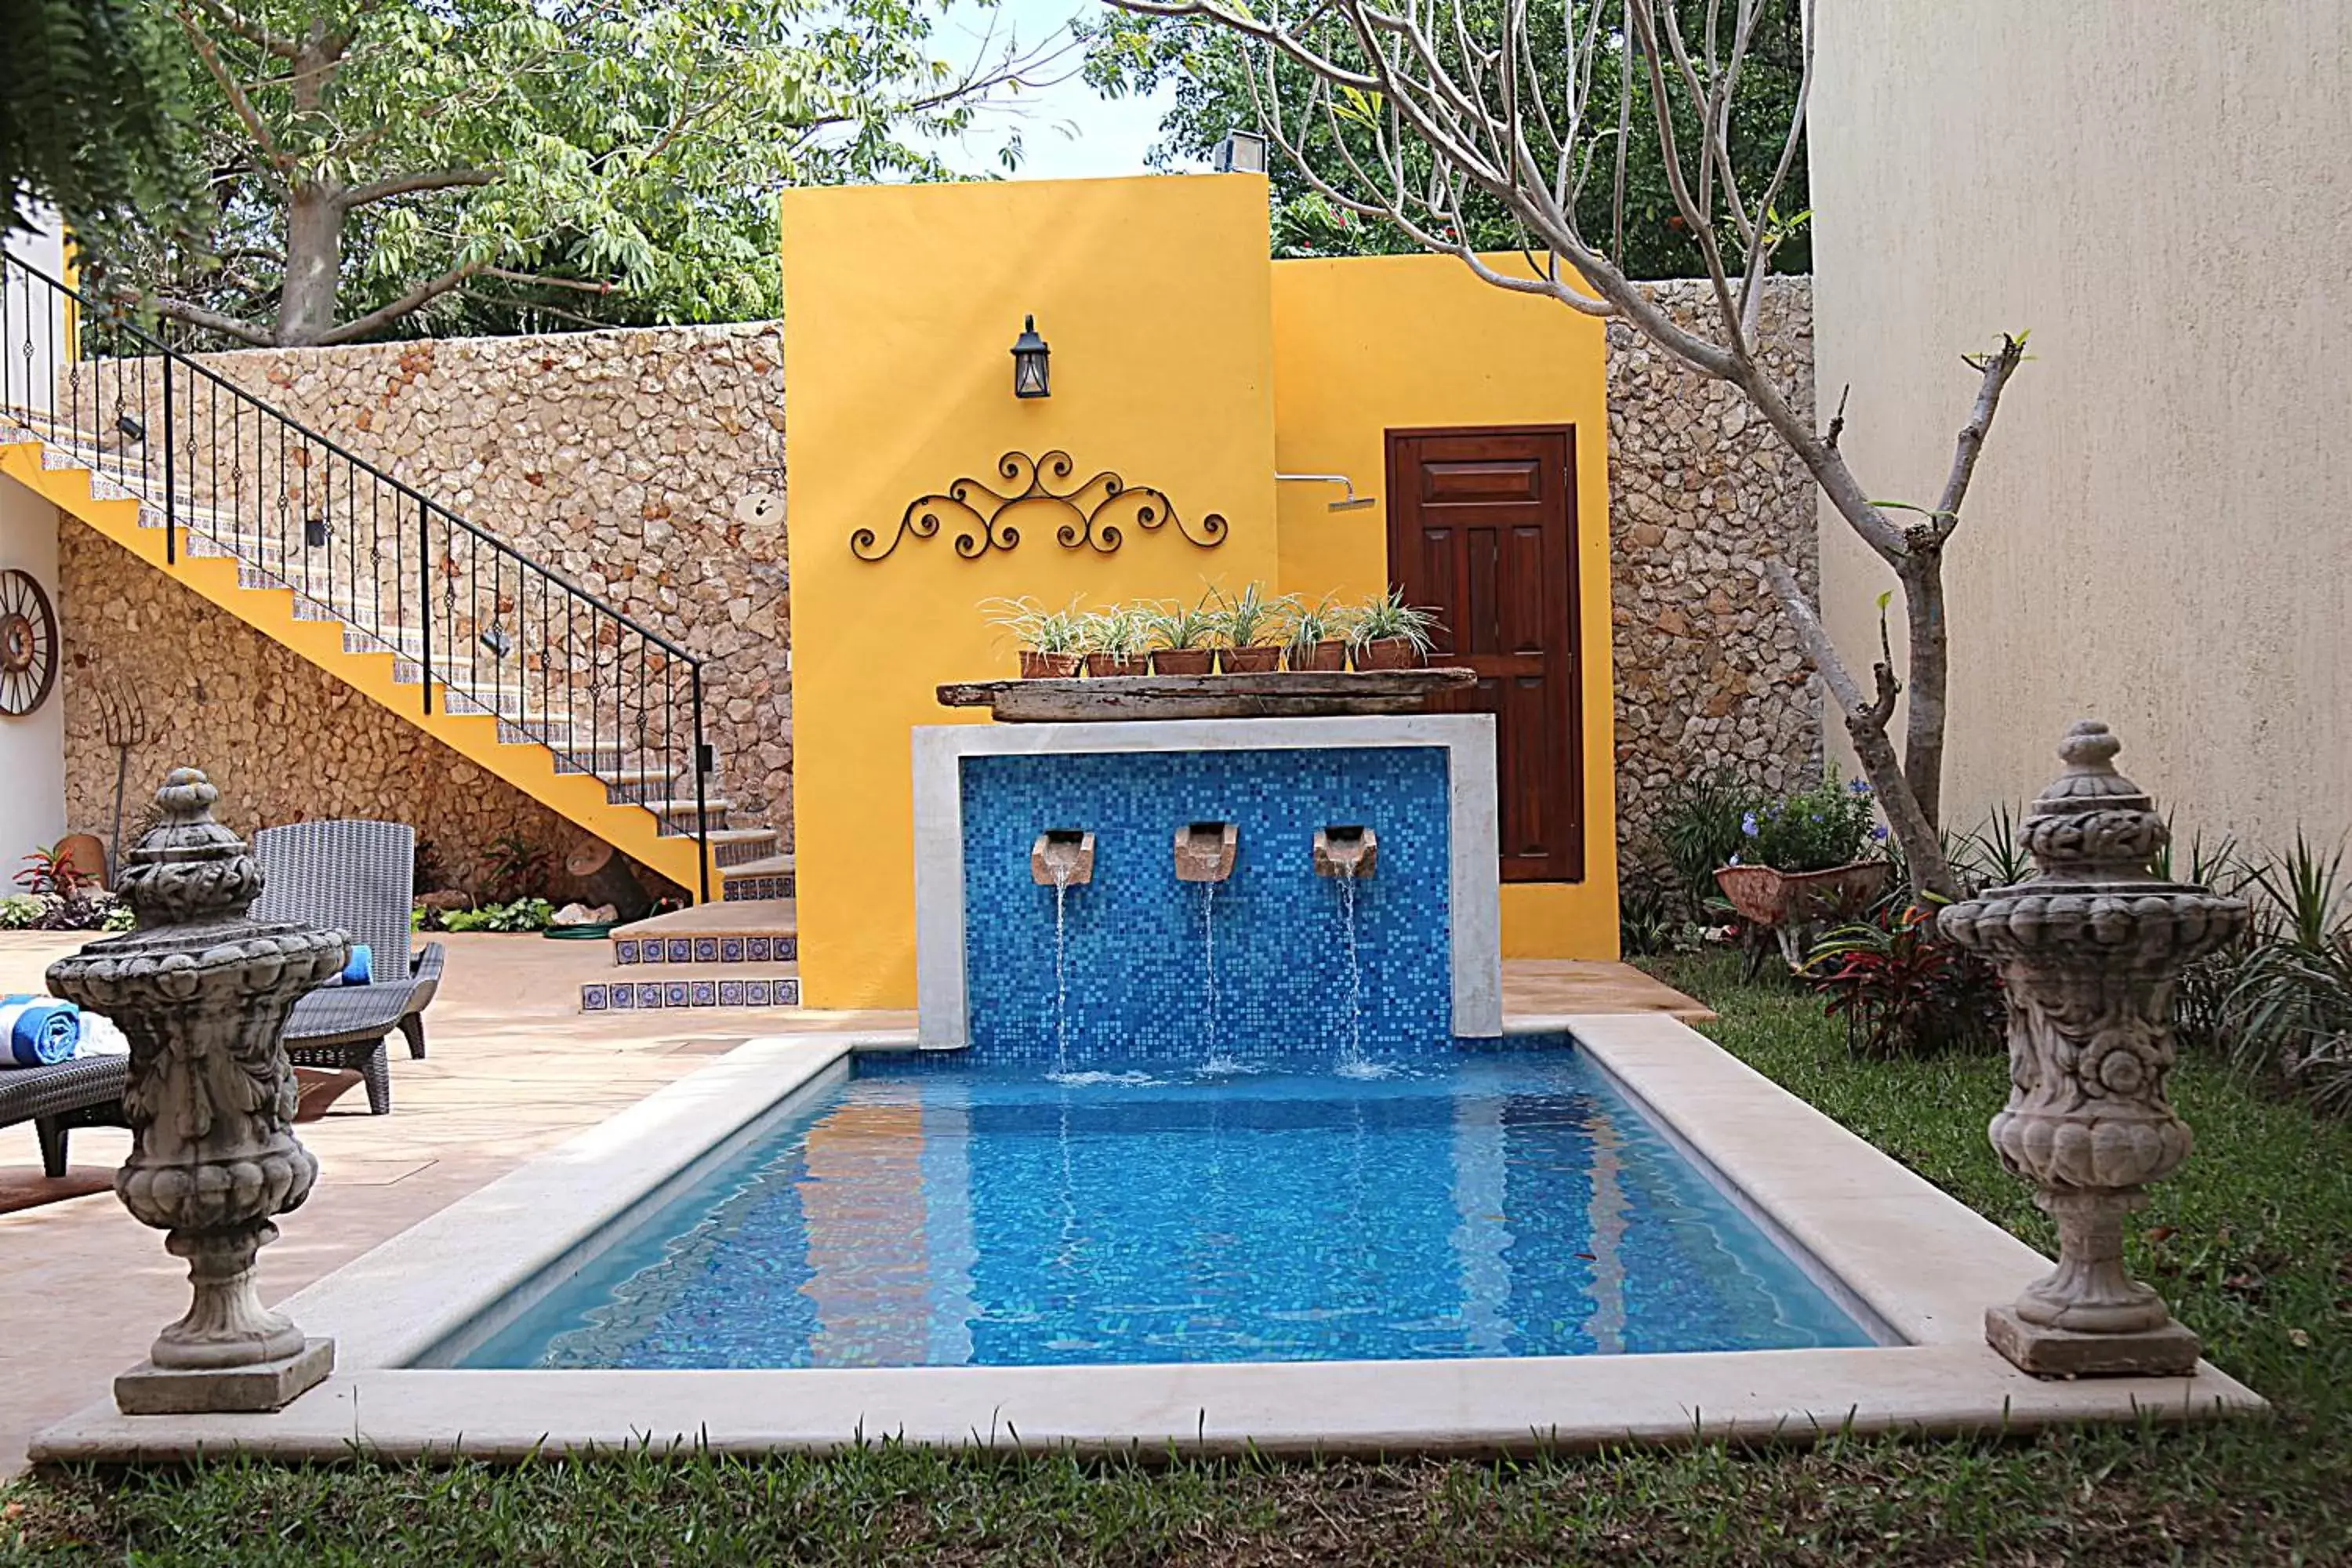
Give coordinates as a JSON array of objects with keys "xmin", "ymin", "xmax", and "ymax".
[{"xmin": 958, "ymin": 746, "xmax": 1453, "ymax": 1066}]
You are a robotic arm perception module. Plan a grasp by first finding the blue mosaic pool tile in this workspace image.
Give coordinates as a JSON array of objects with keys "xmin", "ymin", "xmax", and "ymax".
[{"xmin": 959, "ymin": 746, "xmax": 1453, "ymax": 1066}]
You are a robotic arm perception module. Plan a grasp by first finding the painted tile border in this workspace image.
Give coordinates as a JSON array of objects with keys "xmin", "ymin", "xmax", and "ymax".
[
  {"xmin": 911, "ymin": 716, "xmax": 1504, "ymax": 1049},
  {"xmin": 29, "ymin": 1015, "xmax": 2262, "ymax": 1467}
]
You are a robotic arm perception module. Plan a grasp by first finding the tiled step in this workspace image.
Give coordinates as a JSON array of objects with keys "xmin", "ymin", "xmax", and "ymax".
[
  {"xmin": 642, "ymin": 797, "xmax": 735, "ymax": 834},
  {"xmin": 719, "ymin": 851, "xmax": 795, "ymax": 902},
  {"xmin": 582, "ymin": 965, "xmax": 801, "ymax": 1013},
  {"xmin": 706, "ymin": 828, "xmax": 779, "ymax": 868},
  {"xmin": 616, "ymin": 927, "xmax": 797, "ymax": 967}
]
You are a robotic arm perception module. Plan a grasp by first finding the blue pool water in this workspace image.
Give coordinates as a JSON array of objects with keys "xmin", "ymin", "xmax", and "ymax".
[{"xmin": 462, "ymin": 1051, "xmax": 1871, "ymax": 1370}]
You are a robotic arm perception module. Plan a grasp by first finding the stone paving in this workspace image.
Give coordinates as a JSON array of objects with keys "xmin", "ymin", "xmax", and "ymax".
[{"xmin": 0, "ymin": 931, "xmax": 1693, "ymax": 1474}]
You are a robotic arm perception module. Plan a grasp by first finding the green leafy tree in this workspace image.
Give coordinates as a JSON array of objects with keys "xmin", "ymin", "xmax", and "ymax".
[
  {"xmin": 103, "ymin": 0, "xmax": 1069, "ymax": 344},
  {"xmin": 2, "ymin": 0, "xmax": 187, "ymax": 241},
  {"xmin": 1083, "ymin": 0, "xmax": 1807, "ymax": 275}
]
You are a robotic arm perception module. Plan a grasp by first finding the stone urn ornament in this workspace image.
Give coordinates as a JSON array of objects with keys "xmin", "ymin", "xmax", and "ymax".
[
  {"xmin": 1940, "ymin": 721, "xmax": 2246, "ymax": 1377},
  {"xmin": 47, "ymin": 768, "xmax": 347, "ymax": 1413}
]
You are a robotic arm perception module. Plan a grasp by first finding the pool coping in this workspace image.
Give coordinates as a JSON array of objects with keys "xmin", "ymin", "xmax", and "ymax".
[{"xmin": 27, "ymin": 1015, "xmax": 2265, "ymax": 1465}]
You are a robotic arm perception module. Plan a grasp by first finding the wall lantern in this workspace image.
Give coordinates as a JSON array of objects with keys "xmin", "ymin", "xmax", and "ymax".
[
  {"xmin": 1214, "ymin": 129, "xmax": 1269, "ymax": 174},
  {"xmin": 1011, "ymin": 314, "xmax": 1051, "ymax": 400}
]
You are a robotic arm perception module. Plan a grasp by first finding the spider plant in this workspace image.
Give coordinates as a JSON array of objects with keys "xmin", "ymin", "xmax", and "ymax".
[
  {"xmin": 1209, "ymin": 582, "xmax": 1292, "ymax": 648},
  {"xmin": 1347, "ymin": 587, "xmax": 1443, "ymax": 654},
  {"xmin": 980, "ymin": 596, "xmax": 1086, "ymax": 655},
  {"xmin": 1080, "ymin": 604, "xmax": 1152, "ymax": 659},
  {"xmin": 1286, "ymin": 594, "xmax": 1352, "ymax": 649},
  {"xmin": 1143, "ymin": 593, "xmax": 1223, "ymax": 651}
]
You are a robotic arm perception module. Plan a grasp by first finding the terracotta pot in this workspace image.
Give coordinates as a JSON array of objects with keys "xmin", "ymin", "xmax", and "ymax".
[
  {"xmin": 1290, "ymin": 640, "xmax": 1347, "ymax": 673},
  {"xmin": 1713, "ymin": 860, "xmax": 1891, "ymax": 928},
  {"xmin": 1354, "ymin": 637, "xmax": 1423, "ymax": 671},
  {"xmin": 1083, "ymin": 653, "xmax": 1150, "ymax": 679},
  {"xmin": 1019, "ymin": 650, "xmax": 1080, "ymax": 679},
  {"xmin": 1218, "ymin": 645, "xmax": 1282, "ymax": 674},
  {"xmin": 1151, "ymin": 648, "xmax": 1216, "ymax": 677}
]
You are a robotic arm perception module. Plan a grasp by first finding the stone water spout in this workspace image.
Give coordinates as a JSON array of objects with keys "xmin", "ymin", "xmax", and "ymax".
[
  {"xmin": 1030, "ymin": 829, "xmax": 1095, "ymax": 887},
  {"xmin": 1940, "ymin": 720, "xmax": 2246, "ymax": 1377},
  {"xmin": 47, "ymin": 768, "xmax": 346, "ymax": 1413},
  {"xmin": 1313, "ymin": 826, "xmax": 1379, "ymax": 880},
  {"xmin": 1174, "ymin": 821, "xmax": 1238, "ymax": 884}
]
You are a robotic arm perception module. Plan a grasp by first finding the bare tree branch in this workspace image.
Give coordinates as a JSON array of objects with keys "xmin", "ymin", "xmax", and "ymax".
[
  {"xmin": 183, "ymin": 0, "xmax": 299, "ymax": 60},
  {"xmin": 311, "ymin": 260, "xmax": 485, "ymax": 346},
  {"xmin": 344, "ymin": 168, "xmax": 498, "ymax": 209},
  {"xmin": 1933, "ymin": 332, "xmax": 2028, "ymax": 535},
  {"xmin": 150, "ymin": 295, "xmax": 276, "ymax": 346},
  {"xmin": 177, "ymin": 6, "xmax": 291, "ymax": 173}
]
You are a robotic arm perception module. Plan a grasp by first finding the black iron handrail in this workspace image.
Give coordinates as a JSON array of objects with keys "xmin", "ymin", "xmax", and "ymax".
[{"xmin": 0, "ymin": 251, "xmax": 714, "ymax": 900}]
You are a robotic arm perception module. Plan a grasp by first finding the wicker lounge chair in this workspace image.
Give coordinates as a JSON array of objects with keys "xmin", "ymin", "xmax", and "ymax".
[
  {"xmin": 0, "ymin": 1055, "xmax": 129, "ymax": 1177},
  {"xmin": 252, "ymin": 820, "xmax": 445, "ymax": 1116}
]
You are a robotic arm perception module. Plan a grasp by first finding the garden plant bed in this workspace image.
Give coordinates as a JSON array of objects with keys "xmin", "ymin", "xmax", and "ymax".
[
  {"xmin": 6, "ymin": 954, "xmax": 2343, "ymax": 1564},
  {"xmin": 936, "ymin": 667, "xmax": 1476, "ymax": 722}
]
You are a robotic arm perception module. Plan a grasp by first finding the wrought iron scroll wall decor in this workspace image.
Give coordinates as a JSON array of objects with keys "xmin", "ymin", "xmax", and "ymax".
[{"xmin": 851, "ymin": 450, "xmax": 1229, "ymax": 562}]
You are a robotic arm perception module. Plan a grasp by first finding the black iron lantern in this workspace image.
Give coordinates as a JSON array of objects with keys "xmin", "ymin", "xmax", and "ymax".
[{"xmin": 1011, "ymin": 314, "xmax": 1051, "ymax": 399}]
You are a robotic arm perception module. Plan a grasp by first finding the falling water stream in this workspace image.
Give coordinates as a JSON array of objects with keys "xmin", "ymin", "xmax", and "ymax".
[
  {"xmin": 1333, "ymin": 875, "xmax": 1389, "ymax": 1079},
  {"xmin": 1050, "ymin": 867, "xmax": 1072, "ymax": 1076}
]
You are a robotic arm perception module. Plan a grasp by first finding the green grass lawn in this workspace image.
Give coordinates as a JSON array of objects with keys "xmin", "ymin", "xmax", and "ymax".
[{"xmin": 9, "ymin": 957, "xmax": 2350, "ymax": 1566}]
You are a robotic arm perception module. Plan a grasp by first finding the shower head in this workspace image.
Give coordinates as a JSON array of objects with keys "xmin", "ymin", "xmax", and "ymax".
[{"xmin": 1276, "ymin": 472, "xmax": 1380, "ymax": 513}]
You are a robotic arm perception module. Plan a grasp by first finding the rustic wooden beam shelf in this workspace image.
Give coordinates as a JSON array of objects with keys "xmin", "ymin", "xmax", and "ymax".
[{"xmin": 936, "ymin": 668, "xmax": 1477, "ymax": 722}]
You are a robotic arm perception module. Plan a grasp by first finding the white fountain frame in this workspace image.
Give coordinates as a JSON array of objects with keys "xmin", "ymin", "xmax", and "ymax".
[{"xmin": 909, "ymin": 713, "xmax": 1506, "ymax": 1049}]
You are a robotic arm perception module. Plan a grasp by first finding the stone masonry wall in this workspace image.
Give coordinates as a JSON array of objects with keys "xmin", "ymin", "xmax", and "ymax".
[
  {"xmin": 1607, "ymin": 278, "xmax": 1820, "ymax": 862},
  {"xmin": 60, "ymin": 322, "xmax": 791, "ymax": 890},
  {"xmin": 57, "ymin": 521, "xmax": 608, "ymax": 902},
  {"xmin": 56, "ymin": 282, "xmax": 1813, "ymax": 895}
]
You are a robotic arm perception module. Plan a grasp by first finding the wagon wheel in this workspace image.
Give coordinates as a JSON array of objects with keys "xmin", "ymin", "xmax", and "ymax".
[{"xmin": 0, "ymin": 568, "xmax": 58, "ymax": 717}]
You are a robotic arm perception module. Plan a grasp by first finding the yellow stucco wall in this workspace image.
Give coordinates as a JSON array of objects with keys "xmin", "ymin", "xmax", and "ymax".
[
  {"xmin": 781, "ymin": 176, "xmax": 1282, "ymax": 1007},
  {"xmin": 1269, "ymin": 255, "xmax": 1620, "ymax": 958},
  {"xmin": 784, "ymin": 186, "xmax": 1621, "ymax": 1007}
]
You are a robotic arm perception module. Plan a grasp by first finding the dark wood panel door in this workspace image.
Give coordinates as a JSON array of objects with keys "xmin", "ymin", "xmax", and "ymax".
[{"xmin": 1385, "ymin": 426, "xmax": 1583, "ymax": 882}]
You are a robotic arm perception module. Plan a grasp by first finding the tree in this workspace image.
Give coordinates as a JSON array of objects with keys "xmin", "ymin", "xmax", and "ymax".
[
  {"xmin": 101, "ymin": 0, "xmax": 1073, "ymax": 345},
  {"xmin": 2, "ymin": 0, "xmax": 188, "ymax": 241},
  {"xmin": 1083, "ymin": 0, "xmax": 1807, "ymax": 277},
  {"xmin": 1109, "ymin": 0, "xmax": 2020, "ymax": 898}
]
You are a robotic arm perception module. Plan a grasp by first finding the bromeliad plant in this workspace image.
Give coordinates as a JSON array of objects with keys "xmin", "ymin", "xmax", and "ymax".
[
  {"xmin": 14, "ymin": 840, "xmax": 96, "ymax": 901},
  {"xmin": 1805, "ymin": 901, "xmax": 2004, "ymax": 1058}
]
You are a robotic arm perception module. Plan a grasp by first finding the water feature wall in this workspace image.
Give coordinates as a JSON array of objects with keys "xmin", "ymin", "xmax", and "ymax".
[{"xmin": 913, "ymin": 717, "xmax": 1504, "ymax": 1060}]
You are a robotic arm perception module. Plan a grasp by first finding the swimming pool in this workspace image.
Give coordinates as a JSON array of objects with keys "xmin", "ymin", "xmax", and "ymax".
[{"xmin": 463, "ymin": 1048, "xmax": 1870, "ymax": 1370}]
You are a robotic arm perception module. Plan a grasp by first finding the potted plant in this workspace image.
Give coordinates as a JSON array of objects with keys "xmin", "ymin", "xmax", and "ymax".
[
  {"xmin": 982, "ymin": 597, "xmax": 1086, "ymax": 678},
  {"xmin": 1210, "ymin": 582, "xmax": 1290, "ymax": 673},
  {"xmin": 1713, "ymin": 774, "xmax": 1890, "ymax": 967},
  {"xmin": 1348, "ymin": 588, "xmax": 1443, "ymax": 670},
  {"xmin": 1286, "ymin": 596, "xmax": 1352, "ymax": 671},
  {"xmin": 1080, "ymin": 604, "xmax": 1151, "ymax": 677},
  {"xmin": 1144, "ymin": 593, "xmax": 1221, "ymax": 676}
]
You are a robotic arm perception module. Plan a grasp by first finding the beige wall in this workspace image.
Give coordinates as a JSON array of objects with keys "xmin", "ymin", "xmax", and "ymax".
[{"xmin": 1809, "ymin": 2, "xmax": 2352, "ymax": 849}]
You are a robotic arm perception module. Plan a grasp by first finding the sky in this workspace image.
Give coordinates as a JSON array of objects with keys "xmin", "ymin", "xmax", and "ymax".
[{"xmin": 912, "ymin": 0, "xmax": 1196, "ymax": 182}]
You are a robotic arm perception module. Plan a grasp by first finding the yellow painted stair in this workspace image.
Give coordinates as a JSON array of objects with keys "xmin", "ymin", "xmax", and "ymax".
[{"xmin": 0, "ymin": 423, "xmax": 764, "ymax": 902}]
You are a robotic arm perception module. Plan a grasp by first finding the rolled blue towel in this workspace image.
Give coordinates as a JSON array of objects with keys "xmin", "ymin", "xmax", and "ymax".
[
  {"xmin": 0, "ymin": 995, "xmax": 82, "ymax": 1068},
  {"xmin": 339, "ymin": 944, "xmax": 373, "ymax": 986}
]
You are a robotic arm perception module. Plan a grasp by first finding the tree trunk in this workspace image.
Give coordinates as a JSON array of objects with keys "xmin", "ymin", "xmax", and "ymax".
[
  {"xmin": 1900, "ymin": 551, "xmax": 1949, "ymax": 833},
  {"xmin": 276, "ymin": 183, "xmax": 345, "ymax": 347}
]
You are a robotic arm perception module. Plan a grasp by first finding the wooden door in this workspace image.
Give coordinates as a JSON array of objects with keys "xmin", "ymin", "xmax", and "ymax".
[{"xmin": 1385, "ymin": 426, "xmax": 1583, "ymax": 882}]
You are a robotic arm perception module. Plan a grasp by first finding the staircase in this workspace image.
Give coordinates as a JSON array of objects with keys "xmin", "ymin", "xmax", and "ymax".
[{"xmin": 0, "ymin": 252, "xmax": 790, "ymax": 905}]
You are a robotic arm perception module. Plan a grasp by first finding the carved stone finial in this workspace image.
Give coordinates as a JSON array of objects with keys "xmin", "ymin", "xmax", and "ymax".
[
  {"xmin": 46, "ymin": 768, "xmax": 347, "ymax": 1413},
  {"xmin": 1940, "ymin": 722, "xmax": 2246, "ymax": 1377}
]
